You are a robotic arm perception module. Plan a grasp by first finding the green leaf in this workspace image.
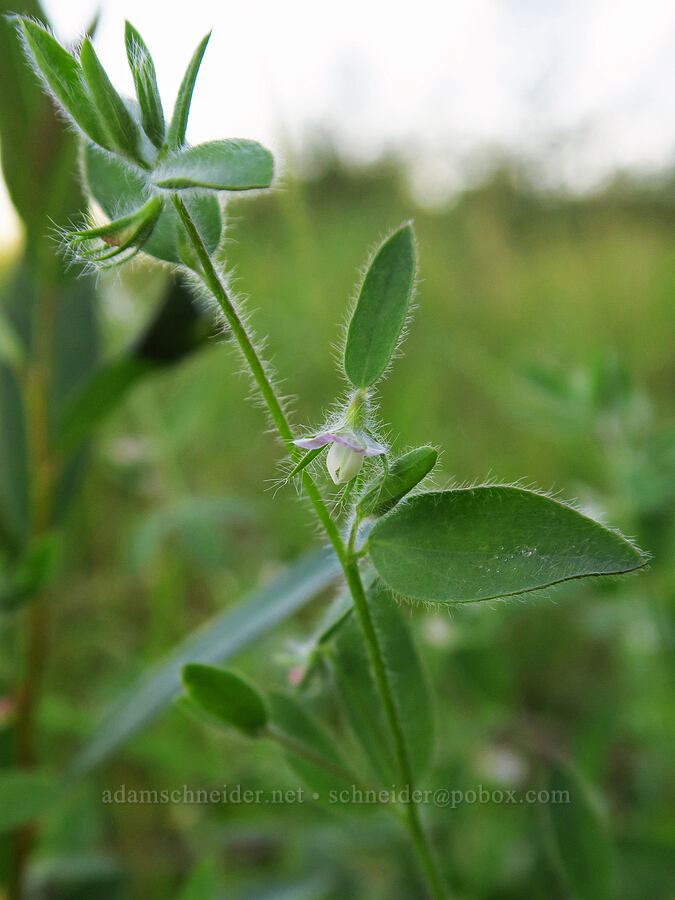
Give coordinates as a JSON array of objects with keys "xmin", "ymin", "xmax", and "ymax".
[
  {"xmin": 0, "ymin": 363, "xmax": 29, "ymax": 545},
  {"xmin": 177, "ymin": 858, "xmax": 218, "ymax": 900},
  {"xmin": 357, "ymin": 447, "xmax": 437, "ymax": 517},
  {"xmin": 124, "ymin": 21, "xmax": 164, "ymax": 147},
  {"xmin": 0, "ymin": 769, "xmax": 59, "ymax": 833},
  {"xmin": 166, "ymin": 32, "xmax": 210, "ymax": 149},
  {"xmin": 82, "ymin": 144, "xmax": 221, "ymax": 264},
  {"xmin": 329, "ymin": 581, "xmax": 434, "ymax": 785},
  {"xmin": 344, "ymin": 224, "xmax": 416, "ymax": 388},
  {"xmin": 541, "ymin": 762, "xmax": 614, "ymax": 900},
  {"xmin": 18, "ymin": 19, "xmax": 109, "ymax": 149},
  {"xmin": 268, "ymin": 691, "xmax": 354, "ymax": 806},
  {"xmin": 64, "ymin": 549, "xmax": 339, "ymax": 779},
  {"xmin": 368, "ymin": 486, "xmax": 646, "ymax": 604},
  {"xmin": 153, "ymin": 139, "xmax": 274, "ymax": 191},
  {"xmin": 79, "ymin": 37, "xmax": 141, "ymax": 161},
  {"xmin": 182, "ymin": 665, "xmax": 268, "ymax": 737}
]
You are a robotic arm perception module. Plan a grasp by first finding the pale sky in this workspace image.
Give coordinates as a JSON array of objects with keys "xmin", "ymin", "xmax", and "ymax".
[{"xmin": 2, "ymin": 0, "xmax": 675, "ymax": 237}]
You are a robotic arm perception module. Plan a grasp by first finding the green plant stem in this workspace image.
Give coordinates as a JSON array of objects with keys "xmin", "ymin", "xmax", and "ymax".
[
  {"xmin": 173, "ymin": 196, "xmax": 446, "ymax": 899},
  {"xmin": 10, "ymin": 282, "xmax": 57, "ymax": 900}
]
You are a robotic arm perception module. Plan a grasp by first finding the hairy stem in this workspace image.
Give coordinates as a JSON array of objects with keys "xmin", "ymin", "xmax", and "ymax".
[{"xmin": 173, "ymin": 196, "xmax": 446, "ymax": 898}]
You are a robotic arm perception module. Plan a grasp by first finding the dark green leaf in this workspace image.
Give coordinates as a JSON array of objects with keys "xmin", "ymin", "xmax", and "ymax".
[
  {"xmin": 329, "ymin": 581, "xmax": 434, "ymax": 785},
  {"xmin": 344, "ymin": 224, "xmax": 415, "ymax": 387},
  {"xmin": 65, "ymin": 549, "xmax": 339, "ymax": 779},
  {"xmin": 124, "ymin": 21, "xmax": 164, "ymax": 147},
  {"xmin": 0, "ymin": 769, "xmax": 59, "ymax": 833},
  {"xmin": 79, "ymin": 37, "xmax": 141, "ymax": 161},
  {"xmin": 357, "ymin": 446, "xmax": 437, "ymax": 517},
  {"xmin": 166, "ymin": 32, "xmax": 210, "ymax": 149},
  {"xmin": 0, "ymin": 363, "xmax": 29, "ymax": 545},
  {"xmin": 182, "ymin": 665, "xmax": 268, "ymax": 737},
  {"xmin": 153, "ymin": 139, "xmax": 274, "ymax": 191},
  {"xmin": 18, "ymin": 19, "xmax": 109, "ymax": 149},
  {"xmin": 541, "ymin": 762, "xmax": 614, "ymax": 900},
  {"xmin": 368, "ymin": 486, "xmax": 646, "ymax": 603}
]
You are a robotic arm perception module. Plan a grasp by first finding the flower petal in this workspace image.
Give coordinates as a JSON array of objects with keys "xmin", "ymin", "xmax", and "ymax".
[
  {"xmin": 293, "ymin": 434, "xmax": 333, "ymax": 450},
  {"xmin": 363, "ymin": 434, "xmax": 387, "ymax": 456}
]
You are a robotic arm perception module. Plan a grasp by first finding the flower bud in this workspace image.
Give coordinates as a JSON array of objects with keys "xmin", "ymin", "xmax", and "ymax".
[{"xmin": 326, "ymin": 441, "xmax": 364, "ymax": 484}]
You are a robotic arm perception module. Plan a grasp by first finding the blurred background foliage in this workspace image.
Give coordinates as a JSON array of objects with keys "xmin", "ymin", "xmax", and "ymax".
[{"xmin": 0, "ymin": 2, "xmax": 674, "ymax": 898}]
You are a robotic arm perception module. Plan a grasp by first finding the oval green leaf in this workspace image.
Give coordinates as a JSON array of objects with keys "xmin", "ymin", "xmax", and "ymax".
[
  {"xmin": 368, "ymin": 486, "xmax": 646, "ymax": 603},
  {"xmin": 153, "ymin": 139, "xmax": 274, "ymax": 191},
  {"xmin": 182, "ymin": 665, "xmax": 268, "ymax": 737},
  {"xmin": 329, "ymin": 581, "xmax": 435, "ymax": 785},
  {"xmin": 344, "ymin": 224, "xmax": 415, "ymax": 388},
  {"xmin": 357, "ymin": 446, "xmax": 437, "ymax": 517}
]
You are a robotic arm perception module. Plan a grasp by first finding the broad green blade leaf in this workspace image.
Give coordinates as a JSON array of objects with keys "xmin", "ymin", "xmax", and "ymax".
[
  {"xmin": 65, "ymin": 549, "xmax": 339, "ymax": 779},
  {"xmin": 83, "ymin": 144, "xmax": 222, "ymax": 264},
  {"xmin": 368, "ymin": 487, "xmax": 646, "ymax": 604},
  {"xmin": 166, "ymin": 32, "xmax": 210, "ymax": 149},
  {"xmin": 541, "ymin": 762, "xmax": 614, "ymax": 900},
  {"xmin": 18, "ymin": 19, "xmax": 110, "ymax": 149},
  {"xmin": 182, "ymin": 665, "xmax": 268, "ymax": 737},
  {"xmin": 329, "ymin": 581, "xmax": 434, "ymax": 785},
  {"xmin": 153, "ymin": 139, "xmax": 274, "ymax": 191},
  {"xmin": 344, "ymin": 224, "xmax": 415, "ymax": 388},
  {"xmin": 357, "ymin": 446, "xmax": 437, "ymax": 518},
  {"xmin": 268, "ymin": 691, "xmax": 354, "ymax": 806},
  {"xmin": 124, "ymin": 21, "xmax": 165, "ymax": 147},
  {"xmin": 0, "ymin": 769, "xmax": 59, "ymax": 833},
  {"xmin": 178, "ymin": 858, "xmax": 218, "ymax": 900},
  {"xmin": 79, "ymin": 37, "xmax": 141, "ymax": 161}
]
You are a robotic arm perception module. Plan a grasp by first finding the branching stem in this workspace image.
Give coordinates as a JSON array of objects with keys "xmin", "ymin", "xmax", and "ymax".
[{"xmin": 173, "ymin": 196, "xmax": 446, "ymax": 899}]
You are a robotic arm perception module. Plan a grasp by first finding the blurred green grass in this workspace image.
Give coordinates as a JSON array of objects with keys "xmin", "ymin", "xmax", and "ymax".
[{"xmin": 4, "ymin": 158, "xmax": 675, "ymax": 897}]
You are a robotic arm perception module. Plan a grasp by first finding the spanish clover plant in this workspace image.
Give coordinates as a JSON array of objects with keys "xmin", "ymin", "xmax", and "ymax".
[{"xmin": 16, "ymin": 18, "xmax": 647, "ymax": 898}]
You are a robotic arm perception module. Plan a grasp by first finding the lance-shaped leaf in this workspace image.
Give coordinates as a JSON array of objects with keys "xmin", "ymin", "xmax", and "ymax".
[
  {"xmin": 79, "ymin": 37, "xmax": 141, "ymax": 161},
  {"xmin": 368, "ymin": 486, "xmax": 646, "ymax": 604},
  {"xmin": 167, "ymin": 31, "xmax": 210, "ymax": 149},
  {"xmin": 541, "ymin": 762, "xmax": 614, "ymax": 900},
  {"xmin": 182, "ymin": 665, "xmax": 268, "ymax": 737},
  {"xmin": 153, "ymin": 139, "xmax": 274, "ymax": 191},
  {"xmin": 124, "ymin": 21, "xmax": 164, "ymax": 147},
  {"xmin": 344, "ymin": 224, "xmax": 416, "ymax": 388},
  {"xmin": 329, "ymin": 581, "xmax": 434, "ymax": 785},
  {"xmin": 357, "ymin": 446, "xmax": 437, "ymax": 517},
  {"xmin": 18, "ymin": 18, "xmax": 110, "ymax": 149}
]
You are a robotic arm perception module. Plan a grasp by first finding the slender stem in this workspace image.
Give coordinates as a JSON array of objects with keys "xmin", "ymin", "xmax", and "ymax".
[
  {"xmin": 10, "ymin": 282, "xmax": 57, "ymax": 900},
  {"xmin": 173, "ymin": 196, "xmax": 446, "ymax": 898}
]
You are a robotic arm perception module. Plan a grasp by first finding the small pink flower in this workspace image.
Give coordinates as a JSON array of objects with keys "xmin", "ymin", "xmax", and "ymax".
[{"xmin": 293, "ymin": 428, "xmax": 385, "ymax": 484}]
